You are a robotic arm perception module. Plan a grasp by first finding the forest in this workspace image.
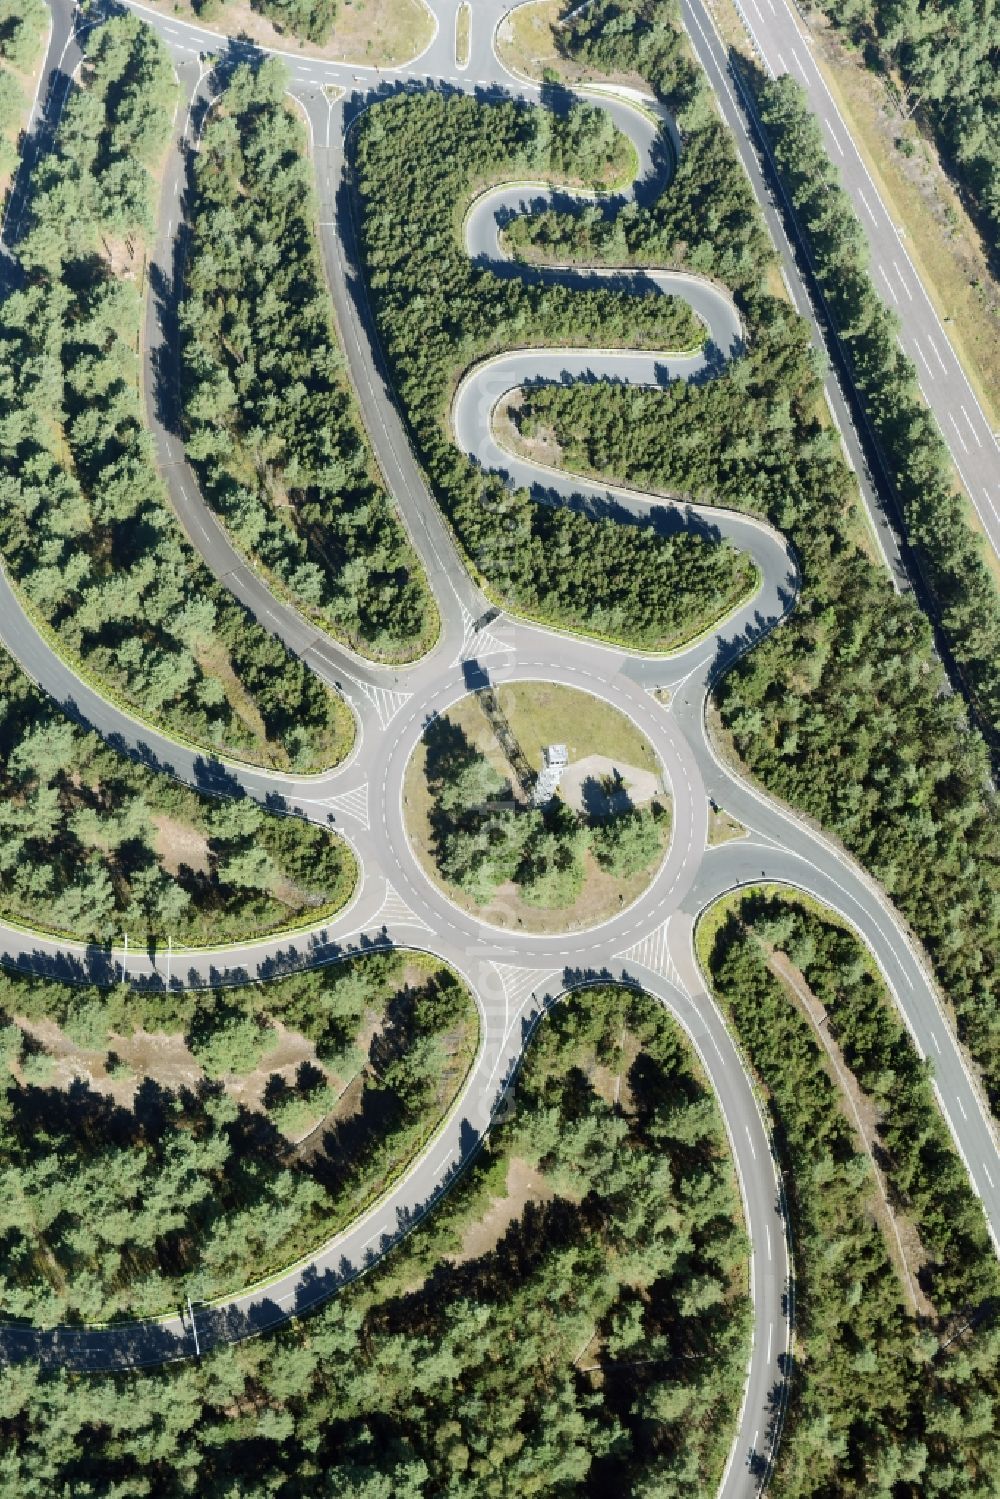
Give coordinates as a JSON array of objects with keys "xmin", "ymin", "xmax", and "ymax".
[
  {"xmin": 423, "ymin": 714, "xmax": 667, "ymax": 908},
  {"xmin": 182, "ymin": 61, "xmax": 437, "ymax": 663},
  {"xmin": 0, "ymin": 983, "xmax": 750, "ymax": 1495},
  {"xmin": 502, "ymin": 0, "xmax": 999, "ymax": 1111},
  {"xmin": 0, "ymin": 640, "xmax": 354, "ymax": 945},
  {"xmin": 813, "ymin": 0, "xmax": 999, "ymax": 256},
  {"xmin": 353, "ymin": 89, "xmax": 758, "ymax": 652},
  {"xmin": 0, "ymin": 952, "xmax": 475, "ymax": 1320},
  {"xmin": 1, "ymin": 16, "xmax": 351, "ymax": 770},
  {"xmin": 701, "ymin": 890, "xmax": 1000, "ymax": 1495},
  {"xmin": 753, "ymin": 72, "xmax": 1000, "ymax": 739}
]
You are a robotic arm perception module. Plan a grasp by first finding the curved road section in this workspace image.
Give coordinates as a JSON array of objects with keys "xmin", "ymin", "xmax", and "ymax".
[{"xmin": 0, "ymin": 5, "xmax": 997, "ymax": 1496}]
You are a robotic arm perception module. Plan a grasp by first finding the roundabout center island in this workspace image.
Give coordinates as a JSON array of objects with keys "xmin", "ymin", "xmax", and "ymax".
[{"xmin": 403, "ymin": 681, "xmax": 672, "ymax": 934}]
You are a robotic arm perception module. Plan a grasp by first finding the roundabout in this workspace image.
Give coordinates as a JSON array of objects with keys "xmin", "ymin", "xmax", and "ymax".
[{"xmin": 0, "ymin": 3, "xmax": 997, "ymax": 1495}]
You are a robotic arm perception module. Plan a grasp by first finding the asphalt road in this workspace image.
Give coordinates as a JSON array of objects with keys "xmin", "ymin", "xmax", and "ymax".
[{"xmin": 1, "ymin": 5, "xmax": 997, "ymax": 1494}]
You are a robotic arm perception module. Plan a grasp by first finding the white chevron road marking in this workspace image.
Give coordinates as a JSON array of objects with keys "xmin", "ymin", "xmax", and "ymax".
[
  {"xmin": 321, "ymin": 783, "xmax": 369, "ymax": 830},
  {"xmin": 615, "ymin": 917, "xmax": 689, "ymax": 995},
  {"xmin": 373, "ymin": 880, "xmax": 431, "ymax": 931},
  {"xmin": 358, "ymin": 681, "xmax": 413, "ymax": 729}
]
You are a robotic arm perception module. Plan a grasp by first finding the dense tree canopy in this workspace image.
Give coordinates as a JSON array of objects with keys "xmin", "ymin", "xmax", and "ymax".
[
  {"xmin": 703, "ymin": 892, "xmax": 1000, "ymax": 1495},
  {"xmin": 0, "ymin": 954, "xmax": 475, "ymax": 1318},
  {"xmin": 182, "ymin": 61, "xmax": 437, "ymax": 662},
  {"xmin": 1, "ymin": 17, "xmax": 351, "ymax": 770},
  {"xmin": 0, "ymin": 985, "xmax": 749, "ymax": 1494},
  {"xmin": 0, "ymin": 642, "xmax": 354, "ymax": 945}
]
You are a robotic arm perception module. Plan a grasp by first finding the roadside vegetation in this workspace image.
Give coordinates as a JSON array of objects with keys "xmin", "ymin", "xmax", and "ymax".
[
  {"xmin": 752, "ymin": 71, "xmax": 1000, "ymax": 739},
  {"xmin": 0, "ymin": 642, "xmax": 354, "ymax": 945},
  {"xmin": 1, "ymin": 17, "xmax": 351, "ymax": 770},
  {"xmin": 813, "ymin": 0, "xmax": 999, "ymax": 289},
  {"xmin": 0, "ymin": 983, "xmax": 749, "ymax": 1492},
  {"xmin": 499, "ymin": 0, "xmax": 999, "ymax": 1110},
  {"xmin": 0, "ymin": 952, "xmax": 476, "ymax": 1319},
  {"xmin": 182, "ymin": 61, "xmax": 437, "ymax": 663},
  {"xmin": 354, "ymin": 88, "xmax": 758, "ymax": 651},
  {"xmin": 0, "ymin": 0, "xmax": 46, "ymax": 196},
  {"xmin": 407, "ymin": 688, "xmax": 670, "ymax": 929},
  {"xmin": 701, "ymin": 889, "xmax": 1000, "ymax": 1494}
]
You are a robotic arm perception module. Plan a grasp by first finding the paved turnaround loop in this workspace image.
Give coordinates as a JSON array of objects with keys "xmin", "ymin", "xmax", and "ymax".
[{"xmin": 0, "ymin": 4, "xmax": 997, "ymax": 1495}]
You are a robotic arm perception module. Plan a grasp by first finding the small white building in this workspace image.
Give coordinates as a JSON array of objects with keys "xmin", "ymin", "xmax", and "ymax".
[{"xmin": 532, "ymin": 744, "xmax": 569, "ymax": 805}]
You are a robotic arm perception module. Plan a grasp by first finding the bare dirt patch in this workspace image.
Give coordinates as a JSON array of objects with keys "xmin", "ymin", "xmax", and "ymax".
[
  {"xmin": 449, "ymin": 1156, "xmax": 556, "ymax": 1263},
  {"xmin": 560, "ymin": 753, "xmax": 660, "ymax": 816},
  {"xmin": 152, "ymin": 813, "xmax": 212, "ymax": 877}
]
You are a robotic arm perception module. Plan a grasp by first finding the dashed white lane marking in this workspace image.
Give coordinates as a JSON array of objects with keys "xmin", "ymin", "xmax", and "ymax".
[
  {"xmin": 434, "ymin": 1149, "xmax": 453, "ymax": 1174},
  {"xmin": 361, "ymin": 1224, "xmax": 388, "ymax": 1250},
  {"xmin": 857, "ymin": 187, "xmax": 878, "ymax": 225},
  {"xmin": 877, "ymin": 265, "xmax": 897, "ymax": 305},
  {"xmin": 913, "ymin": 341, "xmax": 934, "ymax": 381},
  {"xmin": 957, "ymin": 1098, "xmax": 968, "ymax": 1121},
  {"xmin": 767, "ymin": 1324, "xmax": 772, "ymax": 1362},
  {"xmin": 925, "ymin": 332, "xmax": 950, "ymax": 375},
  {"xmin": 985, "ymin": 1165, "xmax": 996, "ymax": 1190},
  {"xmin": 774, "ymin": 49, "xmax": 788, "ymax": 72},
  {"xmin": 930, "ymin": 1031, "xmax": 941, "ymax": 1054},
  {"xmin": 765, "ymin": 1223, "xmax": 771, "ymax": 1261},
  {"xmin": 893, "ymin": 260, "xmax": 913, "ymax": 300},
  {"xmin": 961, "ymin": 405, "xmax": 983, "ymax": 446},
  {"xmin": 949, "ymin": 413, "xmax": 970, "ymax": 454},
  {"xmin": 745, "ymin": 1125, "xmax": 757, "ymax": 1161},
  {"xmin": 826, "ymin": 121, "xmax": 844, "ymax": 155}
]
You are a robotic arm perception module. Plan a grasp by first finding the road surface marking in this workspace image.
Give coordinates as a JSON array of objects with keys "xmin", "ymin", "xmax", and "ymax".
[
  {"xmin": 957, "ymin": 1098, "xmax": 968, "ymax": 1121},
  {"xmin": 774, "ymin": 48, "xmax": 788, "ymax": 71},
  {"xmin": 361, "ymin": 1225, "xmax": 388, "ymax": 1249},
  {"xmin": 913, "ymin": 341, "xmax": 934, "ymax": 381},
  {"xmin": 960, "ymin": 405, "xmax": 982, "ymax": 446},
  {"xmin": 857, "ymin": 187, "xmax": 878, "ymax": 224},
  {"xmin": 745, "ymin": 1125, "xmax": 757, "ymax": 1161},
  {"xmin": 925, "ymin": 332, "xmax": 949, "ymax": 375},
  {"xmin": 930, "ymin": 1031, "xmax": 941, "ymax": 1054},
  {"xmin": 766, "ymin": 1223, "xmax": 771, "ymax": 1260},
  {"xmin": 984, "ymin": 1164, "xmax": 996, "ymax": 1190},
  {"xmin": 767, "ymin": 1324, "xmax": 772, "ymax": 1362},
  {"xmin": 826, "ymin": 121, "xmax": 844, "ymax": 155},
  {"xmin": 893, "ymin": 261, "xmax": 913, "ymax": 299},
  {"xmin": 948, "ymin": 413, "xmax": 970, "ymax": 454},
  {"xmin": 878, "ymin": 265, "xmax": 897, "ymax": 305},
  {"xmin": 434, "ymin": 1149, "xmax": 454, "ymax": 1174}
]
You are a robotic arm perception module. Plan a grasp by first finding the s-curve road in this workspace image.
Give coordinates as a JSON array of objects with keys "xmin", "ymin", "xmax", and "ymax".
[{"xmin": 1, "ymin": 4, "xmax": 997, "ymax": 1495}]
